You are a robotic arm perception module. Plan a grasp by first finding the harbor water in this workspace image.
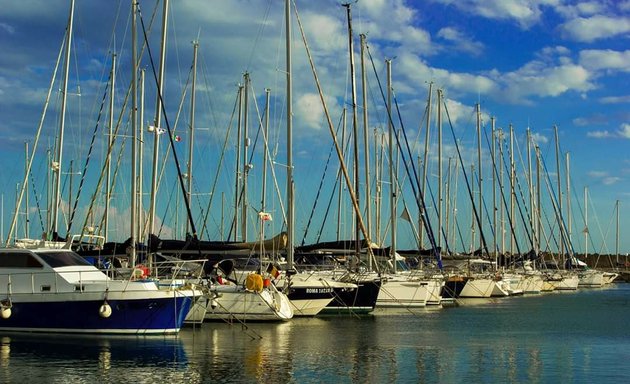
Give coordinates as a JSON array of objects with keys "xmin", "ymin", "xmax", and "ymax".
[{"xmin": 1, "ymin": 283, "xmax": 629, "ymax": 383}]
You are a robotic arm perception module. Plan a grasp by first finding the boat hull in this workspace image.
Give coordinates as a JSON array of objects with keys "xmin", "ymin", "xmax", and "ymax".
[
  {"xmin": 205, "ymin": 285, "xmax": 293, "ymax": 321},
  {"xmin": 0, "ymin": 293, "xmax": 193, "ymax": 334},
  {"xmin": 320, "ymin": 277, "xmax": 381, "ymax": 315}
]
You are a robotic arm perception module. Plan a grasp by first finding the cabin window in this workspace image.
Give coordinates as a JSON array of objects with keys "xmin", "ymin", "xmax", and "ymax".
[
  {"xmin": 0, "ymin": 252, "xmax": 43, "ymax": 268},
  {"xmin": 41, "ymin": 285, "xmax": 51, "ymax": 292},
  {"xmin": 37, "ymin": 251, "xmax": 93, "ymax": 268}
]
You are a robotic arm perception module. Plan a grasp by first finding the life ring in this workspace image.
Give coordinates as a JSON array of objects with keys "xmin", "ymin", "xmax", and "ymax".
[{"xmin": 132, "ymin": 264, "xmax": 150, "ymax": 279}]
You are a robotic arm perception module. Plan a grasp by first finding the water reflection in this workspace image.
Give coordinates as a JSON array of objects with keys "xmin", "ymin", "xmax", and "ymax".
[
  {"xmin": 0, "ymin": 332, "xmax": 188, "ymax": 383},
  {"xmin": 0, "ymin": 285, "xmax": 628, "ymax": 383}
]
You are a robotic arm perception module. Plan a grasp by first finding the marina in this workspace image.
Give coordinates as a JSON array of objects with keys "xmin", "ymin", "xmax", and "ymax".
[
  {"xmin": 1, "ymin": 0, "xmax": 629, "ymax": 382},
  {"xmin": 0, "ymin": 283, "xmax": 628, "ymax": 383}
]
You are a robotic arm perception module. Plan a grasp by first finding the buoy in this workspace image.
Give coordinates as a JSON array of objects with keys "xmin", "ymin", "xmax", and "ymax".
[
  {"xmin": 0, "ymin": 300, "xmax": 11, "ymax": 319},
  {"xmin": 0, "ymin": 306, "xmax": 10, "ymax": 320},
  {"xmin": 99, "ymin": 301, "xmax": 112, "ymax": 318}
]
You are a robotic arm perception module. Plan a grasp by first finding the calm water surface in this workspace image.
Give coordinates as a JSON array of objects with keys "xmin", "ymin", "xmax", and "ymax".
[{"xmin": 1, "ymin": 283, "xmax": 629, "ymax": 383}]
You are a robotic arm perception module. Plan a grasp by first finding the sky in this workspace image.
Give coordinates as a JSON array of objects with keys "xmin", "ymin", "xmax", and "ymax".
[{"xmin": 0, "ymin": 0, "xmax": 629, "ymax": 256}]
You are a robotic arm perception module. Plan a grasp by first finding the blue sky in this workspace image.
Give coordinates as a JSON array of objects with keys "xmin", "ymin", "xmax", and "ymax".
[{"xmin": 0, "ymin": 0, "xmax": 628, "ymax": 256}]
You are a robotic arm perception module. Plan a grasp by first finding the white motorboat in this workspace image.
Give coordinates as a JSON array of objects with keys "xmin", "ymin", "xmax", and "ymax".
[{"xmin": 0, "ymin": 243, "xmax": 199, "ymax": 334}]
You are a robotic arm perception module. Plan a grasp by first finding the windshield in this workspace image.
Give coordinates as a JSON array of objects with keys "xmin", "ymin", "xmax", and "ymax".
[{"xmin": 37, "ymin": 251, "xmax": 94, "ymax": 268}]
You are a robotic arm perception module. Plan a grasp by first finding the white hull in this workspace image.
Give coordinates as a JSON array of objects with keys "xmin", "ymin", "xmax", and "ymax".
[
  {"xmin": 578, "ymin": 270, "xmax": 604, "ymax": 288},
  {"xmin": 602, "ymin": 272, "xmax": 618, "ymax": 284},
  {"xmin": 376, "ymin": 275, "xmax": 430, "ymax": 308},
  {"xmin": 459, "ymin": 278, "xmax": 495, "ymax": 298},
  {"xmin": 517, "ymin": 274, "xmax": 544, "ymax": 294},
  {"xmin": 205, "ymin": 284, "xmax": 293, "ymax": 321},
  {"xmin": 554, "ymin": 273, "xmax": 579, "ymax": 290}
]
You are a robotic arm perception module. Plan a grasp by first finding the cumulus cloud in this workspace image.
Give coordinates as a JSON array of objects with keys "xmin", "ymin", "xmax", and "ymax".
[
  {"xmin": 619, "ymin": 123, "xmax": 630, "ymax": 138},
  {"xmin": 531, "ymin": 132, "xmax": 549, "ymax": 144},
  {"xmin": 579, "ymin": 49, "xmax": 630, "ymax": 73},
  {"xmin": 587, "ymin": 130, "xmax": 613, "ymax": 138},
  {"xmin": 586, "ymin": 124, "xmax": 630, "ymax": 139},
  {"xmin": 430, "ymin": 0, "xmax": 546, "ymax": 28},
  {"xmin": 498, "ymin": 62, "xmax": 594, "ymax": 103},
  {"xmin": 559, "ymin": 15, "xmax": 630, "ymax": 42},
  {"xmin": 436, "ymin": 27, "xmax": 485, "ymax": 55}
]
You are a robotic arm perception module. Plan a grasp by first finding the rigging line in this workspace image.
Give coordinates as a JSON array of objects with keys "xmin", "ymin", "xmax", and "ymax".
[
  {"xmin": 6, "ymin": 30, "xmax": 65, "ymax": 244},
  {"xmin": 97, "ymin": 126, "xmax": 127, "ymax": 238},
  {"xmin": 292, "ymin": 1, "xmax": 377, "ymax": 271},
  {"xmin": 510, "ymin": 131, "xmax": 538, "ymax": 249},
  {"xmin": 537, "ymin": 148, "xmax": 575, "ymax": 259},
  {"xmin": 29, "ymin": 166, "xmax": 46, "ymax": 235},
  {"xmin": 245, "ymin": 0, "xmax": 274, "ymax": 71},
  {"xmin": 442, "ymin": 98, "xmax": 491, "ymax": 259},
  {"xmin": 301, "ymin": 111, "xmax": 345, "ymax": 246},
  {"xmin": 199, "ymin": 91, "xmax": 239, "ymax": 240},
  {"xmin": 315, "ymin": 120, "xmax": 355, "ymax": 244},
  {"xmin": 147, "ymin": 67, "xmax": 191, "ymax": 237},
  {"xmin": 138, "ymin": 6, "xmax": 198, "ymax": 239},
  {"xmin": 483, "ymin": 127, "xmax": 526, "ymax": 255},
  {"xmin": 67, "ymin": 75, "xmax": 110, "ymax": 235},
  {"xmin": 365, "ymin": 45, "xmax": 442, "ymax": 265}
]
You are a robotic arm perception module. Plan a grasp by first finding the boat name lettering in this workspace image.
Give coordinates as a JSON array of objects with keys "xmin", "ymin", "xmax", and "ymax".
[{"xmin": 306, "ymin": 288, "xmax": 333, "ymax": 294}]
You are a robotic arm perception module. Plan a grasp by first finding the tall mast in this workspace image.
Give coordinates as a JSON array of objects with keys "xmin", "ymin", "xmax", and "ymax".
[
  {"xmin": 420, "ymin": 83, "xmax": 433, "ymax": 249},
  {"xmin": 565, "ymin": 152, "xmax": 572, "ymax": 249},
  {"xmin": 344, "ymin": 3, "xmax": 360, "ymax": 255},
  {"xmin": 527, "ymin": 127, "xmax": 535, "ymax": 254},
  {"xmin": 51, "ymin": 0, "xmax": 75, "ymax": 238},
  {"xmin": 584, "ymin": 187, "xmax": 588, "ymax": 259},
  {"xmin": 386, "ymin": 58, "xmax": 396, "ymax": 272},
  {"xmin": 241, "ymin": 72, "xmax": 250, "ymax": 242},
  {"xmin": 261, "ymin": 88, "xmax": 270, "ymax": 215},
  {"xmin": 360, "ymin": 33, "xmax": 372, "ymax": 249},
  {"xmin": 138, "ymin": 68, "xmax": 145, "ymax": 242},
  {"xmin": 437, "ymin": 89, "xmax": 443, "ymax": 252},
  {"xmin": 554, "ymin": 125, "xmax": 564, "ymax": 257},
  {"xmin": 476, "ymin": 103, "xmax": 482, "ymax": 252},
  {"xmin": 148, "ymin": 0, "xmax": 168, "ymax": 242},
  {"xmin": 24, "ymin": 142, "xmax": 29, "ymax": 239},
  {"xmin": 233, "ymin": 84, "xmax": 243, "ymax": 241},
  {"xmin": 130, "ymin": 0, "xmax": 138, "ymax": 264},
  {"xmin": 105, "ymin": 53, "xmax": 116, "ymax": 242},
  {"xmin": 616, "ymin": 200, "xmax": 620, "ymax": 265},
  {"xmin": 491, "ymin": 117, "xmax": 497, "ymax": 258},
  {"xmin": 186, "ymin": 40, "xmax": 198, "ymax": 236},
  {"xmin": 509, "ymin": 124, "xmax": 515, "ymax": 256},
  {"xmin": 286, "ymin": 0, "xmax": 295, "ymax": 269}
]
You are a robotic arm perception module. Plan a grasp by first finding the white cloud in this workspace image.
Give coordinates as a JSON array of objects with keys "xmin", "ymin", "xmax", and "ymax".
[
  {"xmin": 436, "ymin": 27, "xmax": 485, "ymax": 55},
  {"xmin": 579, "ymin": 49, "xmax": 630, "ymax": 73},
  {"xmin": 431, "ymin": 0, "xmax": 547, "ymax": 28},
  {"xmin": 587, "ymin": 130, "xmax": 613, "ymax": 138},
  {"xmin": 301, "ymin": 12, "xmax": 347, "ymax": 53},
  {"xmin": 499, "ymin": 63, "xmax": 594, "ymax": 103},
  {"xmin": 600, "ymin": 95, "xmax": 630, "ymax": 104},
  {"xmin": 531, "ymin": 132, "xmax": 549, "ymax": 144},
  {"xmin": 559, "ymin": 16, "xmax": 630, "ymax": 43},
  {"xmin": 588, "ymin": 170, "xmax": 608, "ymax": 178},
  {"xmin": 618, "ymin": 123, "xmax": 630, "ymax": 138},
  {"xmin": 555, "ymin": 2, "xmax": 606, "ymax": 18},
  {"xmin": 294, "ymin": 92, "xmax": 330, "ymax": 131},
  {"xmin": 603, "ymin": 176, "xmax": 622, "ymax": 185},
  {"xmin": 586, "ymin": 124, "xmax": 630, "ymax": 139}
]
